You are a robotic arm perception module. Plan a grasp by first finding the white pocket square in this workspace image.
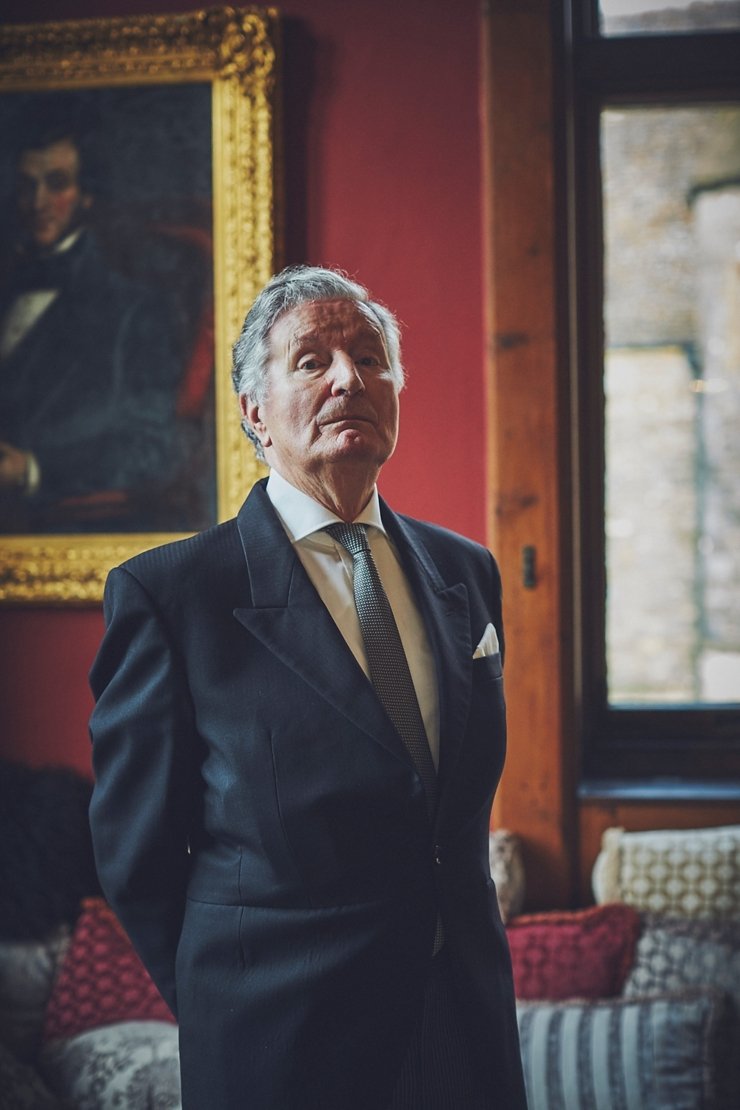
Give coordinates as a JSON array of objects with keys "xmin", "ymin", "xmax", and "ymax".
[{"xmin": 473, "ymin": 622, "xmax": 499, "ymax": 659}]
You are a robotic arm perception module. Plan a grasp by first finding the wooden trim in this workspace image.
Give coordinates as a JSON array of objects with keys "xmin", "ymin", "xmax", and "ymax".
[
  {"xmin": 483, "ymin": 1, "xmax": 740, "ymax": 910},
  {"xmin": 574, "ymin": 32, "xmax": 740, "ymax": 97},
  {"xmin": 483, "ymin": 0, "xmax": 575, "ymax": 909}
]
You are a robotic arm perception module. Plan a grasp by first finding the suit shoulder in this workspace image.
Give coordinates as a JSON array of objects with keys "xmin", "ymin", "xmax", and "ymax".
[{"xmin": 114, "ymin": 517, "xmax": 242, "ymax": 593}]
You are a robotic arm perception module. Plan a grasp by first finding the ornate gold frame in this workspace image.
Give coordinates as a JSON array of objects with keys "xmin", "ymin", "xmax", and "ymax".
[{"xmin": 0, "ymin": 7, "xmax": 276, "ymax": 604}]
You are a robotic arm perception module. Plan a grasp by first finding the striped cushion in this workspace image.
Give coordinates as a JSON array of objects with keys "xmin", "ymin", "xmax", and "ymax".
[{"xmin": 516, "ymin": 990, "xmax": 727, "ymax": 1110}]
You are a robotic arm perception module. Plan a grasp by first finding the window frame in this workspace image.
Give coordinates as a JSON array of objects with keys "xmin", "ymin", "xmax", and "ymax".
[{"xmin": 568, "ymin": 2, "xmax": 740, "ymax": 783}]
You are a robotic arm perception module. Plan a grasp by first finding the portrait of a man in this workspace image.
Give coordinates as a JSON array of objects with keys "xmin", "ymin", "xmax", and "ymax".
[{"xmin": 0, "ymin": 90, "xmax": 215, "ymax": 535}]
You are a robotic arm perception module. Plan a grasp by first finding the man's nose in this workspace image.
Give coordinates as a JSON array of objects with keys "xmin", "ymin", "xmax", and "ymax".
[{"xmin": 329, "ymin": 352, "xmax": 365, "ymax": 395}]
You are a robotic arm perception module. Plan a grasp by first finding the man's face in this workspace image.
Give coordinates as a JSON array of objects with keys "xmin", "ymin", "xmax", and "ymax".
[
  {"xmin": 242, "ymin": 299, "xmax": 400, "ymax": 491},
  {"xmin": 16, "ymin": 138, "xmax": 91, "ymax": 250}
]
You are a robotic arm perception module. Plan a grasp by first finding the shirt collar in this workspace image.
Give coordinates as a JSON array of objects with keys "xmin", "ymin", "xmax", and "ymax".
[
  {"xmin": 266, "ymin": 467, "xmax": 386, "ymax": 545},
  {"xmin": 52, "ymin": 228, "xmax": 85, "ymax": 255}
]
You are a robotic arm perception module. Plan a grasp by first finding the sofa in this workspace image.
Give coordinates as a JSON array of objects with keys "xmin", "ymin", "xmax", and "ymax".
[
  {"xmin": 508, "ymin": 823, "xmax": 740, "ymax": 1110},
  {"xmin": 0, "ymin": 759, "xmax": 176, "ymax": 1109},
  {"xmin": 0, "ymin": 899, "xmax": 181, "ymax": 1109},
  {"xmin": 1, "ymin": 759, "xmax": 739, "ymax": 1109}
]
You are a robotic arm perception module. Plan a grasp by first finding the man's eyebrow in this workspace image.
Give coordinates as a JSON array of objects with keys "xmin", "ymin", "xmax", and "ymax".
[
  {"xmin": 292, "ymin": 326, "xmax": 383, "ymax": 348},
  {"xmin": 292, "ymin": 331, "xmax": 325, "ymax": 347}
]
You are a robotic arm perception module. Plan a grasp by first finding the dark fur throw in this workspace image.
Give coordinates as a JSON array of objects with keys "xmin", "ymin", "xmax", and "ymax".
[{"xmin": 0, "ymin": 761, "xmax": 100, "ymax": 940}]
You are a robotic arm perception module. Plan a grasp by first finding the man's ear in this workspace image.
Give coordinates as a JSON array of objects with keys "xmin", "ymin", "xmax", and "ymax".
[{"xmin": 239, "ymin": 394, "xmax": 271, "ymax": 448}]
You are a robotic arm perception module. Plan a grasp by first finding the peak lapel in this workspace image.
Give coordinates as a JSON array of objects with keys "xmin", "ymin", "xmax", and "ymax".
[
  {"xmin": 232, "ymin": 483, "xmax": 414, "ymax": 769},
  {"xmin": 381, "ymin": 505, "xmax": 473, "ymax": 798}
]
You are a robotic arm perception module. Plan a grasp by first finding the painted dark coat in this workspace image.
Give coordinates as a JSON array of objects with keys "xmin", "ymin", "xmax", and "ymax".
[
  {"xmin": 0, "ymin": 231, "xmax": 182, "ymax": 530},
  {"xmin": 89, "ymin": 480, "xmax": 527, "ymax": 1109}
]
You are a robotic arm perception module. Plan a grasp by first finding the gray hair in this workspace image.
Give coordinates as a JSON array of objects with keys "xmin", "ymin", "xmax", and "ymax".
[{"xmin": 232, "ymin": 265, "xmax": 404, "ymax": 460}]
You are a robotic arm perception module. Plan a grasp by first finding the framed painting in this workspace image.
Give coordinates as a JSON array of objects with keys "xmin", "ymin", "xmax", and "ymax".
[{"xmin": 0, "ymin": 7, "xmax": 277, "ymax": 603}]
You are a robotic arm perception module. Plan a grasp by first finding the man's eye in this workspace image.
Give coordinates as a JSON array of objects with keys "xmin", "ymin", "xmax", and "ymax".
[
  {"xmin": 357, "ymin": 355, "xmax": 381, "ymax": 368},
  {"xmin": 298, "ymin": 358, "xmax": 323, "ymax": 372}
]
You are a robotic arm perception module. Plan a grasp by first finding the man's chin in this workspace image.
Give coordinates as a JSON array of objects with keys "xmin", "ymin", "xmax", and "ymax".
[
  {"xmin": 327, "ymin": 425, "xmax": 379, "ymax": 451},
  {"xmin": 32, "ymin": 232, "xmax": 58, "ymax": 250},
  {"xmin": 323, "ymin": 430, "xmax": 395, "ymax": 470}
]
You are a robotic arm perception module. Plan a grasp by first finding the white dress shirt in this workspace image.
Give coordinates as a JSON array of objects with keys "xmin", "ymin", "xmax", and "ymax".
[{"xmin": 266, "ymin": 468, "xmax": 440, "ymax": 766}]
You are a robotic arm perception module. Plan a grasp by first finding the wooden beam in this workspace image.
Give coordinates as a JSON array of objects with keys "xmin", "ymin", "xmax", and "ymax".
[{"xmin": 483, "ymin": 0, "xmax": 576, "ymax": 908}]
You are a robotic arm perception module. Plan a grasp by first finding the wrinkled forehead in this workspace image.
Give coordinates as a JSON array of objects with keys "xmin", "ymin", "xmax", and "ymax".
[{"xmin": 270, "ymin": 298, "xmax": 389, "ymax": 353}]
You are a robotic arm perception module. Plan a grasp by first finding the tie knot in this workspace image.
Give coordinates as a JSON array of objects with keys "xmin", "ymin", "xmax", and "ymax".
[{"xmin": 326, "ymin": 522, "xmax": 370, "ymax": 557}]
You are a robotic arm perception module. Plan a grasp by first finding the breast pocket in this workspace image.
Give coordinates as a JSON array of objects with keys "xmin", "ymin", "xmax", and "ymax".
[{"xmin": 473, "ymin": 651, "xmax": 503, "ymax": 681}]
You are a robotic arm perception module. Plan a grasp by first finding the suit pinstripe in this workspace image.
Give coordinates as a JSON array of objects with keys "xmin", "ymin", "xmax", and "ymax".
[{"xmin": 89, "ymin": 479, "xmax": 527, "ymax": 1109}]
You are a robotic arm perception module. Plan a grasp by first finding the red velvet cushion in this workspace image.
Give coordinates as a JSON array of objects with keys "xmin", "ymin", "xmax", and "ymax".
[
  {"xmin": 506, "ymin": 903, "xmax": 641, "ymax": 1000},
  {"xmin": 43, "ymin": 897, "xmax": 174, "ymax": 1041}
]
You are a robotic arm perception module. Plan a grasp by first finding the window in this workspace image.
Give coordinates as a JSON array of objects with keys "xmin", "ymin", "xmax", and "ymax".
[
  {"xmin": 569, "ymin": 2, "xmax": 740, "ymax": 781},
  {"xmin": 598, "ymin": 0, "xmax": 740, "ymax": 36}
]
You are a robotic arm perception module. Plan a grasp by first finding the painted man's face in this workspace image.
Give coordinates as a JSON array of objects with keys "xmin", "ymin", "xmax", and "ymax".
[{"xmin": 16, "ymin": 138, "xmax": 92, "ymax": 250}]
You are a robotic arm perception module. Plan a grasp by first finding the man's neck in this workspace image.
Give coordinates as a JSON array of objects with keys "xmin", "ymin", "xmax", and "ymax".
[
  {"xmin": 269, "ymin": 464, "xmax": 379, "ymax": 523},
  {"xmin": 23, "ymin": 226, "xmax": 86, "ymax": 260}
]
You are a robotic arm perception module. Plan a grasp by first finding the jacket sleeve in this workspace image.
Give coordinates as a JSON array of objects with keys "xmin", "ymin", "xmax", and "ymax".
[{"xmin": 88, "ymin": 565, "xmax": 201, "ymax": 1017}]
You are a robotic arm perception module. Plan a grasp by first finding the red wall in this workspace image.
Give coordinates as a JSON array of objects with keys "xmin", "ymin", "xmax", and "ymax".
[{"xmin": 0, "ymin": 0, "xmax": 486, "ymax": 775}]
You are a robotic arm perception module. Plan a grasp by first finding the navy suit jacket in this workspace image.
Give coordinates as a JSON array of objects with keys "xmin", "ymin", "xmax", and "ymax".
[{"xmin": 89, "ymin": 480, "xmax": 526, "ymax": 1109}]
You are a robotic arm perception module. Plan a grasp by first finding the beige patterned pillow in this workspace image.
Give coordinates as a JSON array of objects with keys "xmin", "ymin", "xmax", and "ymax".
[
  {"xmin": 489, "ymin": 829, "xmax": 525, "ymax": 922},
  {"xmin": 0, "ymin": 930, "xmax": 69, "ymax": 1061},
  {"xmin": 592, "ymin": 825, "xmax": 740, "ymax": 919},
  {"xmin": 39, "ymin": 1020, "xmax": 180, "ymax": 1109}
]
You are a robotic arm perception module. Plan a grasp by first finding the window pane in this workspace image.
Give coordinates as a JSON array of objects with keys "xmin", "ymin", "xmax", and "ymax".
[
  {"xmin": 598, "ymin": 0, "xmax": 740, "ymax": 36},
  {"xmin": 602, "ymin": 105, "xmax": 740, "ymax": 705}
]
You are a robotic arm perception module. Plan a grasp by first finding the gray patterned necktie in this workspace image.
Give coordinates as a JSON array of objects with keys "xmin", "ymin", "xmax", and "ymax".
[{"xmin": 327, "ymin": 522, "xmax": 438, "ymax": 817}]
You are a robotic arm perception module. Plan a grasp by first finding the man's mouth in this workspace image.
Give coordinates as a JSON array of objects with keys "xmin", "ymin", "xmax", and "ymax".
[
  {"xmin": 321, "ymin": 412, "xmax": 374, "ymax": 428},
  {"xmin": 32, "ymin": 218, "xmax": 55, "ymax": 236}
]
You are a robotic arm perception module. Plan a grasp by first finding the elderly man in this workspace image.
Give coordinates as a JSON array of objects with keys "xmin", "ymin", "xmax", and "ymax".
[{"xmin": 89, "ymin": 266, "xmax": 527, "ymax": 1109}]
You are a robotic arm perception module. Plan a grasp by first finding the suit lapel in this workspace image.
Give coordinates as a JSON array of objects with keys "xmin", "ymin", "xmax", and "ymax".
[
  {"xmin": 380, "ymin": 503, "xmax": 473, "ymax": 798},
  {"xmin": 232, "ymin": 483, "xmax": 475, "ymax": 801},
  {"xmin": 232, "ymin": 483, "xmax": 413, "ymax": 769}
]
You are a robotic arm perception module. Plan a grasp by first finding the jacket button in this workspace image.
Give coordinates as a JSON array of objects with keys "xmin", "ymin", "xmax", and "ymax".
[{"xmin": 434, "ymin": 845, "xmax": 443, "ymax": 865}]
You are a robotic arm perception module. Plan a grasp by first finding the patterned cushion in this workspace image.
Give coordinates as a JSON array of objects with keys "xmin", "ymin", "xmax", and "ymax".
[
  {"xmin": 0, "ymin": 1039, "xmax": 62, "ymax": 1109},
  {"xmin": 623, "ymin": 916, "xmax": 740, "ymax": 1109},
  {"xmin": 39, "ymin": 1020, "xmax": 180, "ymax": 1109},
  {"xmin": 624, "ymin": 914, "xmax": 740, "ymax": 1008},
  {"xmin": 0, "ymin": 930, "xmax": 68, "ymax": 1061},
  {"xmin": 506, "ymin": 903, "xmax": 641, "ymax": 1000},
  {"xmin": 43, "ymin": 898, "xmax": 174, "ymax": 1042},
  {"xmin": 592, "ymin": 825, "xmax": 740, "ymax": 918},
  {"xmin": 517, "ymin": 989, "xmax": 728, "ymax": 1110},
  {"xmin": 489, "ymin": 829, "xmax": 525, "ymax": 923}
]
